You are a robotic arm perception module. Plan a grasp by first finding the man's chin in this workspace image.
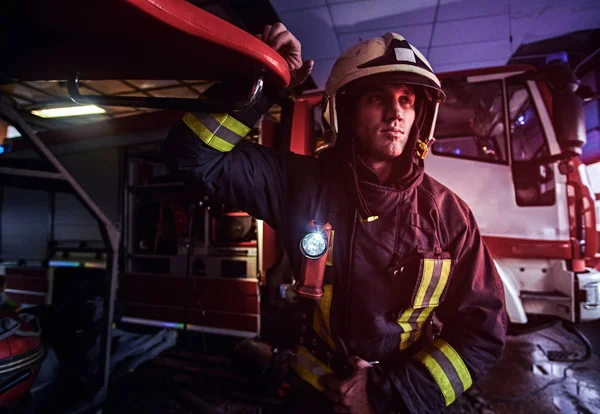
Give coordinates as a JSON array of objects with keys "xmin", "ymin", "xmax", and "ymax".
[{"xmin": 369, "ymin": 151, "xmax": 403, "ymax": 162}]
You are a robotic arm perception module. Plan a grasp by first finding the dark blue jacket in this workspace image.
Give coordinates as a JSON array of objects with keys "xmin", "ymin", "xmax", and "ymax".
[{"xmin": 162, "ymin": 97, "xmax": 507, "ymax": 413}]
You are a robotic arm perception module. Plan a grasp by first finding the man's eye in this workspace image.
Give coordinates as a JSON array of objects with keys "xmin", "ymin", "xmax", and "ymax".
[
  {"xmin": 399, "ymin": 96, "xmax": 414, "ymax": 106},
  {"xmin": 368, "ymin": 94, "xmax": 382, "ymax": 102}
]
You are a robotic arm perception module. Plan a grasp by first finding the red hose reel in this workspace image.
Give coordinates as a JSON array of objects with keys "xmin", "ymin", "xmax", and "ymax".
[{"xmin": 0, "ymin": 310, "xmax": 44, "ymax": 407}]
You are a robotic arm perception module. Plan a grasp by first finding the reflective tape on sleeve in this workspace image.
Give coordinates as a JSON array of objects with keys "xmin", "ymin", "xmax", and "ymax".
[
  {"xmin": 413, "ymin": 338, "xmax": 473, "ymax": 406},
  {"xmin": 182, "ymin": 112, "xmax": 250, "ymax": 152},
  {"xmin": 400, "ymin": 330, "xmax": 422, "ymax": 351},
  {"xmin": 397, "ymin": 305, "xmax": 434, "ymax": 333}
]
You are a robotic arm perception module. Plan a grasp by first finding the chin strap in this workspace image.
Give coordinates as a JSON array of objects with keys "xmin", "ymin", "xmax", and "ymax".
[{"xmin": 415, "ymin": 137, "xmax": 435, "ymax": 160}]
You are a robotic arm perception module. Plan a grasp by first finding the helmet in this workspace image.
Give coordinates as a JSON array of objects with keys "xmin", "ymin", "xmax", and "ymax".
[{"xmin": 322, "ymin": 32, "xmax": 446, "ymax": 158}]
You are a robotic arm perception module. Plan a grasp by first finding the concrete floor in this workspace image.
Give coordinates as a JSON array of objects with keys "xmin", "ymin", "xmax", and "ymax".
[
  {"xmin": 450, "ymin": 321, "xmax": 600, "ymax": 414},
  {"xmin": 100, "ymin": 320, "xmax": 600, "ymax": 414}
]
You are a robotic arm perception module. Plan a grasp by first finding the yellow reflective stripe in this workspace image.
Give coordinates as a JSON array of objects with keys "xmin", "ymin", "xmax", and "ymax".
[
  {"xmin": 319, "ymin": 284, "xmax": 333, "ymax": 337},
  {"xmin": 433, "ymin": 338, "xmax": 472, "ymax": 392},
  {"xmin": 313, "ymin": 284, "xmax": 334, "ymax": 347},
  {"xmin": 414, "ymin": 350, "xmax": 456, "ymax": 406},
  {"xmin": 397, "ymin": 307, "xmax": 415, "ymax": 332},
  {"xmin": 429, "ymin": 260, "xmax": 451, "ymax": 306},
  {"xmin": 400, "ymin": 332, "xmax": 411, "ymax": 350},
  {"xmin": 182, "ymin": 113, "xmax": 235, "ymax": 152},
  {"xmin": 414, "ymin": 259, "xmax": 435, "ymax": 307},
  {"xmin": 211, "ymin": 113, "xmax": 251, "ymax": 137},
  {"xmin": 326, "ymin": 230, "xmax": 335, "ymax": 266},
  {"xmin": 290, "ymin": 346, "xmax": 333, "ymax": 392},
  {"xmin": 417, "ymin": 306, "xmax": 435, "ymax": 323},
  {"xmin": 400, "ymin": 330, "xmax": 422, "ymax": 351}
]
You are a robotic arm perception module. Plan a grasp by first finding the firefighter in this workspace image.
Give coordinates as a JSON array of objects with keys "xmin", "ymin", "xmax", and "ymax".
[{"xmin": 163, "ymin": 23, "xmax": 507, "ymax": 414}]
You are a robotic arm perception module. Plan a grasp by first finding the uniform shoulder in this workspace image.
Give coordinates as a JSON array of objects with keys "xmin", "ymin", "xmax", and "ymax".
[{"xmin": 418, "ymin": 173, "xmax": 476, "ymax": 242}]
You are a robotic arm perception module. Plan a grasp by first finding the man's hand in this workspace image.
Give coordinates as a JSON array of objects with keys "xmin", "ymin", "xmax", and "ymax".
[
  {"xmin": 321, "ymin": 356, "xmax": 377, "ymax": 414},
  {"xmin": 258, "ymin": 22, "xmax": 314, "ymax": 88}
]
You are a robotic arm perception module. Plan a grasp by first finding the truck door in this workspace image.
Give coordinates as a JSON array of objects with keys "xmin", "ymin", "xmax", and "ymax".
[{"xmin": 425, "ymin": 72, "xmax": 570, "ymax": 245}]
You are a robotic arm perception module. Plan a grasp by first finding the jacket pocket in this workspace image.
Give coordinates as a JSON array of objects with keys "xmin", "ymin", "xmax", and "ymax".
[
  {"xmin": 395, "ymin": 253, "xmax": 454, "ymax": 337},
  {"xmin": 409, "ymin": 253, "xmax": 454, "ymax": 308}
]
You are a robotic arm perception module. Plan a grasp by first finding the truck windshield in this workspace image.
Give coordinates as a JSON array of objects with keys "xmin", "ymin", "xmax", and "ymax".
[{"xmin": 433, "ymin": 80, "xmax": 507, "ymax": 164}]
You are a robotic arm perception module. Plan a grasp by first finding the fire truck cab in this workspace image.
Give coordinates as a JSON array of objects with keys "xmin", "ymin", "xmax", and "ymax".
[{"xmin": 289, "ymin": 61, "xmax": 600, "ymax": 325}]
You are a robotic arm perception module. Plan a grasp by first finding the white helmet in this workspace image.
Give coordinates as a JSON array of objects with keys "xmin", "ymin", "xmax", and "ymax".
[{"xmin": 323, "ymin": 32, "xmax": 445, "ymax": 158}]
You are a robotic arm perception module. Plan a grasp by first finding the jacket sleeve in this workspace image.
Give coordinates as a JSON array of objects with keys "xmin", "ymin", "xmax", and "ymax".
[
  {"xmin": 368, "ymin": 209, "xmax": 508, "ymax": 414},
  {"xmin": 161, "ymin": 83, "xmax": 291, "ymax": 231}
]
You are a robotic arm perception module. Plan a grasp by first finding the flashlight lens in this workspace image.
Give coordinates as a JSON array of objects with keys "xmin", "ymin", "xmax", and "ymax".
[{"xmin": 301, "ymin": 232, "xmax": 327, "ymax": 259}]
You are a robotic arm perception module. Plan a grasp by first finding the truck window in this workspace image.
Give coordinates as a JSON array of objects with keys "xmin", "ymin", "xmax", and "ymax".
[
  {"xmin": 507, "ymin": 82, "xmax": 555, "ymax": 206},
  {"xmin": 432, "ymin": 80, "xmax": 507, "ymax": 164}
]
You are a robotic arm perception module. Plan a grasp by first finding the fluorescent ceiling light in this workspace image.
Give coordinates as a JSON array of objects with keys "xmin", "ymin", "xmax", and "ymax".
[{"xmin": 31, "ymin": 105, "xmax": 106, "ymax": 118}]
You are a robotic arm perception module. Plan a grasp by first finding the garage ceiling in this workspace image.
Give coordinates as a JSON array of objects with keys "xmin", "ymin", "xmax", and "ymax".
[
  {"xmin": 0, "ymin": 0, "xmax": 598, "ymax": 135},
  {"xmin": 270, "ymin": 0, "xmax": 600, "ymax": 88}
]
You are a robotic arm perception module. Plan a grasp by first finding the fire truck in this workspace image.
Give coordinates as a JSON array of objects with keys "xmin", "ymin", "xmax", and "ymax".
[{"xmin": 285, "ymin": 61, "xmax": 600, "ymax": 326}]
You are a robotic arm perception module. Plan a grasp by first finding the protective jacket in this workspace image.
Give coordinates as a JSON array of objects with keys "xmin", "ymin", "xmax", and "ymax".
[{"xmin": 162, "ymin": 89, "xmax": 507, "ymax": 413}]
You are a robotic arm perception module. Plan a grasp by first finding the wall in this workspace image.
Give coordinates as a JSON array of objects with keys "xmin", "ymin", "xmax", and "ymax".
[{"xmin": 0, "ymin": 128, "xmax": 168, "ymax": 261}]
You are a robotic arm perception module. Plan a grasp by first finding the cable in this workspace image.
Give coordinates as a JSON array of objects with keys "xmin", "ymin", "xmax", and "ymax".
[
  {"xmin": 574, "ymin": 48, "xmax": 600, "ymax": 76},
  {"xmin": 535, "ymin": 333, "xmax": 567, "ymax": 351},
  {"xmin": 508, "ymin": 319, "xmax": 561, "ymax": 336},
  {"xmin": 489, "ymin": 321, "xmax": 593, "ymax": 405}
]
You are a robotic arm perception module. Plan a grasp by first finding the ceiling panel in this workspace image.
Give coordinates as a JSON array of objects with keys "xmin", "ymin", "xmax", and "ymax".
[
  {"xmin": 547, "ymin": 0, "xmax": 599, "ymax": 8},
  {"xmin": 148, "ymin": 86, "xmax": 201, "ymax": 98},
  {"xmin": 82, "ymin": 80, "xmax": 133, "ymax": 94},
  {"xmin": 8, "ymin": 96, "xmax": 32, "ymax": 107},
  {"xmin": 434, "ymin": 58, "xmax": 508, "ymax": 74},
  {"xmin": 78, "ymin": 86, "xmax": 102, "ymax": 96},
  {"xmin": 438, "ymin": 0, "xmax": 508, "ymax": 21},
  {"xmin": 278, "ymin": 7, "xmax": 340, "ymax": 60},
  {"xmin": 310, "ymin": 58, "xmax": 337, "ymax": 90},
  {"xmin": 270, "ymin": 0, "xmax": 326, "ymax": 13},
  {"xmin": 509, "ymin": 0, "xmax": 551, "ymax": 18},
  {"xmin": 22, "ymin": 81, "xmax": 71, "ymax": 101},
  {"xmin": 326, "ymin": 0, "xmax": 362, "ymax": 4},
  {"xmin": 330, "ymin": 0, "xmax": 437, "ymax": 32},
  {"xmin": 338, "ymin": 24, "xmax": 433, "ymax": 52},
  {"xmin": 118, "ymin": 91, "xmax": 152, "ymax": 97},
  {"xmin": 509, "ymin": 15, "xmax": 536, "ymax": 50},
  {"xmin": 126, "ymin": 80, "xmax": 180, "ymax": 89},
  {"xmin": 0, "ymin": 83, "xmax": 59, "ymax": 103},
  {"xmin": 429, "ymin": 39, "xmax": 511, "ymax": 66},
  {"xmin": 523, "ymin": 4, "xmax": 600, "ymax": 44},
  {"xmin": 432, "ymin": 14, "xmax": 509, "ymax": 46}
]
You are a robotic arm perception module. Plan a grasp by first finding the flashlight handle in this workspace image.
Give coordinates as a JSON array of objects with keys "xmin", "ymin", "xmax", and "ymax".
[
  {"xmin": 297, "ymin": 254, "xmax": 327, "ymax": 298},
  {"xmin": 297, "ymin": 221, "xmax": 331, "ymax": 299}
]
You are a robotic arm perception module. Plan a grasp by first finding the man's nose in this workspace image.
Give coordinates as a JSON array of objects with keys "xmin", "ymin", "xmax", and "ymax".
[{"xmin": 385, "ymin": 99, "xmax": 404, "ymax": 121}]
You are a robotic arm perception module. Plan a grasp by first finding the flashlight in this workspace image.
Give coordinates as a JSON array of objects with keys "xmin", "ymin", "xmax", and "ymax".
[{"xmin": 297, "ymin": 221, "xmax": 331, "ymax": 299}]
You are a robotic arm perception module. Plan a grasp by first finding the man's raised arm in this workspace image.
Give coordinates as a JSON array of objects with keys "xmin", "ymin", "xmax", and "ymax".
[{"xmin": 162, "ymin": 23, "xmax": 313, "ymax": 230}]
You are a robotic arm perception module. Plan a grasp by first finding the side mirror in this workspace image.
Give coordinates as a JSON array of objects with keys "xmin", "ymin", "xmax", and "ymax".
[{"xmin": 545, "ymin": 61, "xmax": 587, "ymax": 156}]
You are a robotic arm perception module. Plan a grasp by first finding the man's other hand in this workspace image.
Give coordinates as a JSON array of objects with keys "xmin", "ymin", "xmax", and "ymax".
[
  {"xmin": 258, "ymin": 22, "xmax": 314, "ymax": 88},
  {"xmin": 321, "ymin": 356, "xmax": 376, "ymax": 414}
]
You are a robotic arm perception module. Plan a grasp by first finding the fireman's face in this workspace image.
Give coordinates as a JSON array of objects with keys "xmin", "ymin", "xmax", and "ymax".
[{"xmin": 353, "ymin": 83, "xmax": 416, "ymax": 161}]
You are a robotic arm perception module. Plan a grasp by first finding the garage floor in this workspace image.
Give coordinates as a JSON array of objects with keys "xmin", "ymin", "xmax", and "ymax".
[
  {"xmin": 445, "ymin": 321, "xmax": 600, "ymax": 414},
  {"xmin": 99, "ymin": 320, "xmax": 600, "ymax": 414}
]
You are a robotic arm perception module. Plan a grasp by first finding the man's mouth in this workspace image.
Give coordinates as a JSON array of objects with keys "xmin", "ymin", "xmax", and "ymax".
[{"xmin": 381, "ymin": 128, "xmax": 404, "ymax": 135}]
